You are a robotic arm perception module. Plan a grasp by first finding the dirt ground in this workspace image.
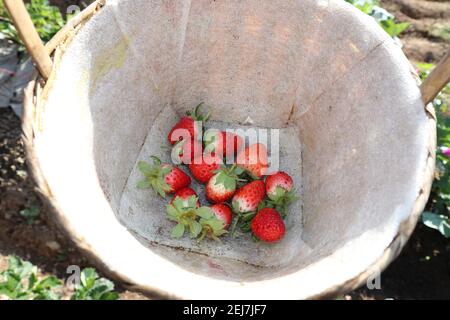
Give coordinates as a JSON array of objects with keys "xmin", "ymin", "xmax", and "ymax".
[
  {"xmin": 0, "ymin": 0, "xmax": 449, "ymax": 300},
  {"xmin": 380, "ymin": 0, "xmax": 450, "ymax": 63}
]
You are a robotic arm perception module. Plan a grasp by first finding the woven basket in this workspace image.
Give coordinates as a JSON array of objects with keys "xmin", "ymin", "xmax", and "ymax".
[{"xmin": 7, "ymin": 0, "xmax": 446, "ymax": 299}]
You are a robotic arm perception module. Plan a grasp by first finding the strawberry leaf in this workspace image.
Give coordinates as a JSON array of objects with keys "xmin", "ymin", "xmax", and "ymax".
[
  {"xmin": 166, "ymin": 204, "xmax": 180, "ymax": 221},
  {"xmin": 230, "ymin": 215, "xmax": 241, "ymax": 238},
  {"xmin": 171, "ymin": 224, "xmax": 185, "ymax": 239},
  {"xmin": 173, "ymin": 197, "xmax": 187, "ymax": 210},
  {"xmin": 196, "ymin": 207, "xmax": 214, "ymax": 220},
  {"xmin": 151, "ymin": 179, "xmax": 168, "ymax": 198},
  {"xmin": 138, "ymin": 161, "xmax": 153, "ymax": 175},
  {"xmin": 209, "ymin": 219, "xmax": 226, "ymax": 234},
  {"xmin": 240, "ymin": 220, "xmax": 252, "ymax": 233},
  {"xmin": 136, "ymin": 157, "xmax": 172, "ymax": 197},
  {"xmin": 192, "ymin": 102, "xmax": 211, "ymax": 122},
  {"xmin": 190, "ymin": 221, "xmax": 203, "ymax": 238},
  {"xmin": 198, "ymin": 216, "xmax": 227, "ymax": 241},
  {"xmin": 223, "ymin": 176, "xmax": 236, "ymax": 190},
  {"xmin": 242, "ymin": 212, "xmax": 256, "ymax": 222},
  {"xmin": 251, "ymin": 234, "xmax": 260, "ymax": 242},
  {"xmin": 268, "ymin": 186, "xmax": 287, "ymax": 201},
  {"xmin": 137, "ymin": 180, "xmax": 152, "ymax": 189},
  {"xmin": 186, "ymin": 196, "xmax": 199, "ymax": 209},
  {"xmin": 161, "ymin": 166, "xmax": 173, "ymax": 176},
  {"xmin": 214, "ymin": 172, "xmax": 226, "ymax": 184},
  {"xmin": 234, "ymin": 167, "xmax": 245, "ymax": 175},
  {"xmin": 150, "ymin": 156, "xmax": 162, "ymax": 166},
  {"xmin": 201, "ymin": 218, "xmax": 226, "ymax": 236}
]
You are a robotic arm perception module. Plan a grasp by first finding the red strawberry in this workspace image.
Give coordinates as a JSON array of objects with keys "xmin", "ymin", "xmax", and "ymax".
[
  {"xmin": 204, "ymin": 130, "xmax": 243, "ymax": 158},
  {"xmin": 172, "ymin": 139, "xmax": 203, "ymax": 164},
  {"xmin": 189, "ymin": 153, "xmax": 222, "ymax": 184},
  {"xmin": 171, "ymin": 188, "xmax": 200, "ymax": 208},
  {"xmin": 206, "ymin": 166, "xmax": 244, "ymax": 203},
  {"xmin": 168, "ymin": 103, "xmax": 210, "ymax": 145},
  {"xmin": 265, "ymin": 172, "xmax": 297, "ymax": 218},
  {"xmin": 265, "ymin": 172, "xmax": 294, "ymax": 201},
  {"xmin": 210, "ymin": 204, "xmax": 233, "ymax": 229},
  {"xmin": 137, "ymin": 156, "xmax": 191, "ymax": 197},
  {"xmin": 251, "ymin": 208, "xmax": 285, "ymax": 243},
  {"xmin": 232, "ymin": 180, "xmax": 266, "ymax": 214},
  {"xmin": 236, "ymin": 143, "xmax": 269, "ymax": 178},
  {"xmin": 163, "ymin": 166, "xmax": 191, "ymax": 193}
]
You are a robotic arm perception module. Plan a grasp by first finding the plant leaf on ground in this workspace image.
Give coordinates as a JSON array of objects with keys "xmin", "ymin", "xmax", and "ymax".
[
  {"xmin": 71, "ymin": 268, "xmax": 119, "ymax": 300},
  {"xmin": 0, "ymin": 256, "xmax": 61, "ymax": 300},
  {"xmin": 422, "ymin": 212, "xmax": 450, "ymax": 238},
  {"xmin": 346, "ymin": 0, "xmax": 409, "ymax": 37},
  {"xmin": 19, "ymin": 206, "xmax": 40, "ymax": 225},
  {"xmin": 0, "ymin": 256, "xmax": 119, "ymax": 300}
]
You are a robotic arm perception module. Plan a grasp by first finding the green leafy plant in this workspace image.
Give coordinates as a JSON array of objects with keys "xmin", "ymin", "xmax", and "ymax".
[
  {"xmin": 0, "ymin": 0, "xmax": 65, "ymax": 48},
  {"xmin": 418, "ymin": 63, "xmax": 450, "ymax": 237},
  {"xmin": 19, "ymin": 206, "xmax": 40, "ymax": 225},
  {"xmin": 0, "ymin": 257, "xmax": 119, "ymax": 300},
  {"xmin": 71, "ymin": 268, "xmax": 119, "ymax": 300},
  {"xmin": 346, "ymin": 0, "xmax": 409, "ymax": 37},
  {"xmin": 0, "ymin": 256, "xmax": 61, "ymax": 300},
  {"xmin": 422, "ymin": 212, "xmax": 450, "ymax": 238},
  {"xmin": 378, "ymin": 18, "xmax": 409, "ymax": 38}
]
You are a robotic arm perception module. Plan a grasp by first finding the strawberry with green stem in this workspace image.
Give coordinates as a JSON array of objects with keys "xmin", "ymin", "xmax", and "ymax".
[
  {"xmin": 251, "ymin": 208, "xmax": 286, "ymax": 243},
  {"xmin": 210, "ymin": 204, "xmax": 233, "ymax": 229},
  {"xmin": 205, "ymin": 165, "xmax": 246, "ymax": 203},
  {"xmin": 168, "ymin": 103, "xmax": 211, "ymax": 145},
  {"xmin": 171, "ymin": 187, "xmax": 200, "ymax": 208},
  {"xmin": 264, "ymin": 172, "xmax": 297, "ymax": 219},
  {"xmin": 137, "ymin": 156, "xmax": 191, "ymax": 197},
  {"xmin": 232, "ymin": 180, "xmax": 266, "ymax": 214},
  {"xmin": 196, "ymin": 208, "xmax": 228, "ymax": 242},
  {"xmin": 230, "ymin": 180, "xmax": 266, "ymax": 237}
]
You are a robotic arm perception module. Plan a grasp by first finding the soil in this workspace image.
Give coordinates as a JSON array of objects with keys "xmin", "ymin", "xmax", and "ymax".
[
  {"xmin": 380, "ymin": 0, "xmax": 450, "ymax": 63},
  {"xmin": 0, "ymin": 108, "xmax": 147, "ymax": 299},
  {"xmin": 0, "ymin": 0, "xmax": 449, "ymax": 300}
]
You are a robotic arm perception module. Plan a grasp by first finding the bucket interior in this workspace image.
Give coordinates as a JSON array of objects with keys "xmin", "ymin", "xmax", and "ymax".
[{"xmin": 32, "ymin": 0, "xmax": 431, "ymax": 291}]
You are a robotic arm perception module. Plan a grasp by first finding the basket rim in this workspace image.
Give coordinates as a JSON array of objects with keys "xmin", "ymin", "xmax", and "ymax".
[{"xmin": 22, "ymin": 0, "xmax": 437, "ymax": 299}]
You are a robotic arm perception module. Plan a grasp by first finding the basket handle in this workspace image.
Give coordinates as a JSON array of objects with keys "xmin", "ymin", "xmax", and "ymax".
[
  {"xmin": 3, "ymin": 0, "xmax": 52, "ymax": 80},
  {"xmin": 420, "ymin": 51, "xmax": 450, "ymax": 105}
]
